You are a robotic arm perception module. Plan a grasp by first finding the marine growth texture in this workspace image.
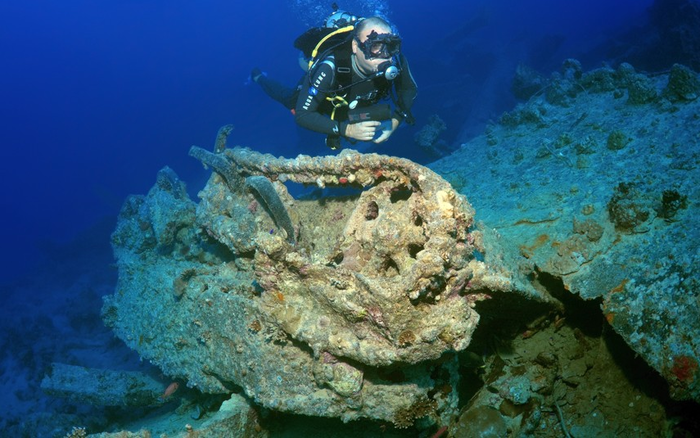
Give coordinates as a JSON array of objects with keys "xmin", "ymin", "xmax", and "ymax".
[{"xmin": 102, "ymin": 146, "xmax": 531, "ymax": 425}]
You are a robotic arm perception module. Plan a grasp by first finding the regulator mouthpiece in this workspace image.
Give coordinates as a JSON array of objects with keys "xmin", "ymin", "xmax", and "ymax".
[{"xmin": 376, "ymin": 61, "xmax": 399, "ymax": 81}]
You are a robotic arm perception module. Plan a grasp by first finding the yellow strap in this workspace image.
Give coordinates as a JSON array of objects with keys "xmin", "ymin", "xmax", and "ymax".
[
  {"xmin": 326, "ymin": 95, "xmax": 349, "ymax": 120},
  {"xmin": 308, "ymin": 25, "xmax": 355, "ymax": 70}
]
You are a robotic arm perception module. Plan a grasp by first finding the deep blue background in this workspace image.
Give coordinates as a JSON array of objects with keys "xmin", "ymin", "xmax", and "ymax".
[{"xmin": 1, "ymin": 0, "xmax": 655, "ymax": 285}]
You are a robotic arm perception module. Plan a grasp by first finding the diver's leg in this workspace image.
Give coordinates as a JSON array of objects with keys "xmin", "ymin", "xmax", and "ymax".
[{"xmin": 253, "ymin": 70, "xmax": 299, "ymax": 110}]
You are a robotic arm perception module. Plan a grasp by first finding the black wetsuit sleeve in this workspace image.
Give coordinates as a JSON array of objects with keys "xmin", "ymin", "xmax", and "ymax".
[
  {"xmin": 394, "ymin": 54, "xmax": 418, "ymax": 124},
  {"xmin": 294, "ymin": 61, "xmax": 346, "ymax": 136}
]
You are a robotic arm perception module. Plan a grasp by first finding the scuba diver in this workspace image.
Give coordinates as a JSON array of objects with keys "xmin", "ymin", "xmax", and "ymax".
[{"xmin": 251, "ymin": 9, "xmax": 417, "ymax": 150}]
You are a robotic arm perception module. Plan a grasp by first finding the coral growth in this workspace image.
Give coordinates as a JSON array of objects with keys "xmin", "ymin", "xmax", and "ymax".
[
  {"xmin": 607, "ymin": 182, "xmax": 653, "ymax": 232},
  {"xmin": 103, "ymin": 143, "xmax": 533, "ymax": 423},
  {"xmin": 433, "ymin": 60, "xmax": 700, "ymax": 408},
  {"xmin": 414, "ymin": 114, "xmax": 452, "ymax": 158},
  {"xmin": 664, "ymin": 63, "xmax": 700, "ymax": 102}
]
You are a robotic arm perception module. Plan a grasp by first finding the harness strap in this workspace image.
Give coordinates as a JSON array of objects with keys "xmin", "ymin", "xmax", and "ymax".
[{"xmin": 333, "ymin": 43, "xmax": 353, "ymax": 89}]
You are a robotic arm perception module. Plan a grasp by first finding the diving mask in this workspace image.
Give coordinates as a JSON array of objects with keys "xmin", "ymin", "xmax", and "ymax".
[{"xmin": 356, "ymin": 30, "xmax": 401, "ymax": 60}]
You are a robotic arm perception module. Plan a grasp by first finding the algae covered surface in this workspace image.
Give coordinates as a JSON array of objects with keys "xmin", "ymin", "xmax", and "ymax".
[
  {"xmin": 431, "ymin": 61, "xmax": 700, "ymax": 403},
  {"xmin": 96, "ymin": 62, "xmax": 700, "ymax": 437},
  {"xmin": 430, "ymin": 62, "xmax": 700, "ymax": 436}
]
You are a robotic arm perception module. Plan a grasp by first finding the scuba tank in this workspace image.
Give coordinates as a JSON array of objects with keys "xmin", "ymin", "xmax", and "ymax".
[{"xmin": 293, "ymin": 7, "xmax": 359, "ymax": 61}]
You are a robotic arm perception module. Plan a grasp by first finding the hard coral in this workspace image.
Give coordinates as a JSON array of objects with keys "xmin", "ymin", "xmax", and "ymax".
[
  {"xmin": 393, "ymin": 398, "xmax": 437, "ymax": 429},
  {"xmin": 606, "ymin": 130, "xmax": 630, "ymax": 151},
  {"xmin": 664, "ymin": 64, "xmax": 700, "ymax": 102},
  {"xmin": 607, "ymin": 182, "xmax": 653, "ymax": 231},
  {"xmin": 658, "ymin": 189, "xmax": 688, "ymax": 220}
]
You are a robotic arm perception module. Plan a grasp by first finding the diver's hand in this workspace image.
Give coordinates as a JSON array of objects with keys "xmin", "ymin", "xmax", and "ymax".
[
  {"xmin": 373, "ymin": 118, "xmax": 400, "ymax": 144},
  {"xmin": 344, "ymin": 121, "xmax": 381, "ymax": 142}
]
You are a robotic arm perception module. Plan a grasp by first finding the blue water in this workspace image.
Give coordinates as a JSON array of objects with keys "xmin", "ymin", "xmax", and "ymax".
[
  {"xmin": 2, "ymin": 0, "xmax": 690, "ymax": 435},
  {"xmin": 0, "ymin": 0, "xmax": 654, "ymax": 284}
]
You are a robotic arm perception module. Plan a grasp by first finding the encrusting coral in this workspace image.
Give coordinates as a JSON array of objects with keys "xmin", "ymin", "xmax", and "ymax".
[{"xmin": 103, "ymin": 134, "xmax": 541, "ymax": 425}]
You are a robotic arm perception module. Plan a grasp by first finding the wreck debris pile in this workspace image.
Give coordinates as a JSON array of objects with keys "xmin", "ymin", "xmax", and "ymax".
[{"xmin": 102, "ymin": 145, "xmax": 536, "ymax": 425}]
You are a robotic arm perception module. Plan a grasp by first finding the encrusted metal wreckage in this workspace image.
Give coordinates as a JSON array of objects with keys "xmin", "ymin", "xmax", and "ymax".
[{"xmin": 102, "ymin": 130, "xmax": 548, "ymax": 426}]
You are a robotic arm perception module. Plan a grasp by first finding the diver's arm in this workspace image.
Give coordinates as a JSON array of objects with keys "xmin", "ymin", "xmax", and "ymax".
[
  {"xmin": 294, "ymin": 63, "xmax": 348, "ymax": 136},
  {"xmin": 393, "ymin": 54, "xmax": 418, "ymax": 125}
]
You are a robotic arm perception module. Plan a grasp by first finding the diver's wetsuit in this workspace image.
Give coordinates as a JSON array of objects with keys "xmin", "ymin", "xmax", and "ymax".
[
  {"xmin": 256, "ymin": 75, "xmax": 302, "ymax": 111},
  {"xmin": 294, "ymin": 53, "xmax": 417, "ymax": 137}
]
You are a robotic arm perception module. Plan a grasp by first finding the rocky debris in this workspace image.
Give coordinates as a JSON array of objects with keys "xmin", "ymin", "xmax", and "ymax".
[
  {"xmin": 87, "ymin": 394, "xmax": 266, "ymax": 438},
  {"xmin": 449, "ymin": 308, "xmax": 673, "ymax": 437},
  {"xmin": 40, "ymin": 363, "xmax": 163, "ymax": 407},
  {"xmin": 102, "ymin": 145, "xmax": 543, "ymax": 426},
  {"xmin": 512, "ymin": 63, "xmax": 547, "ymax": 101},
  {"xmin": 432, "ymin": 60, "xmax": 700, "ymax": 403},
  {"xmin": 414, "ymin": 114, "xmax": 452, "ymax": 158},
  {"xmin": 664, "ymin": 63, "xmax": 700, "ymax": 102}
]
